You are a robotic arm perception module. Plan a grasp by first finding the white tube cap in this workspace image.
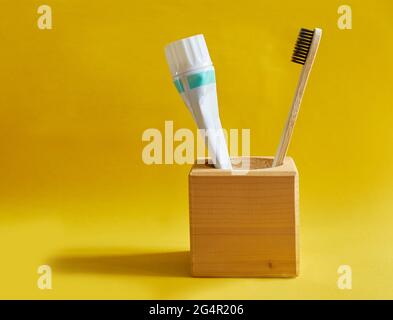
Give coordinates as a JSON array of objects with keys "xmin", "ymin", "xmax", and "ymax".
[{"xmin": 165, "ymin": 34, "xmax": 213, "ymax": 77}]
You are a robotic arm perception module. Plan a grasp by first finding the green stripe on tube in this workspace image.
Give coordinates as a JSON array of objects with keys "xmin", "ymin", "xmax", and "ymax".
[
  {"xmin": 173, "ymin": 78, "xmax": 184, "ymax": 93},
  {"xmin": 187, "ymin": 70, "xmax": 216, "ymax": 90}
]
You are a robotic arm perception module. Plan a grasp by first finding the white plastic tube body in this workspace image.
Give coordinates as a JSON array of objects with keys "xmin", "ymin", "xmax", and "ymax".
[
  {"xmin": 175, "ymin": 66, "xmax": 231, "ymax": 169},
  {"xmin": 165, "ymin": 35, "xmax": 232, "ymax": 169}
]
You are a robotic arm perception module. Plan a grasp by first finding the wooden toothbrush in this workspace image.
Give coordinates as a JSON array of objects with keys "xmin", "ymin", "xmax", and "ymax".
[{"xmin": 272, "ymin": 28, "xmax": 322, "ymax": 167}]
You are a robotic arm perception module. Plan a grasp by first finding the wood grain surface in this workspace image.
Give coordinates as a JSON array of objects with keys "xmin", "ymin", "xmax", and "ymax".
[{"xmin": 189, "ymin": 157, "xmax": 299, "ymax": 277}]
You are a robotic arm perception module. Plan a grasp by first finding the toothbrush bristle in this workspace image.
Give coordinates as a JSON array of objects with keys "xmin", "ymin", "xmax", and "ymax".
[{"xmin": 291, "ymin": 28, "xmax": 314, "ymax": 65}]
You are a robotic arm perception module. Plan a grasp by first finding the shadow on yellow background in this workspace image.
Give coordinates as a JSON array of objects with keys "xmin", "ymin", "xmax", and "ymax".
[{"xmin": 51, "ymin": 249, "xmax": 190, "ymax": 278}]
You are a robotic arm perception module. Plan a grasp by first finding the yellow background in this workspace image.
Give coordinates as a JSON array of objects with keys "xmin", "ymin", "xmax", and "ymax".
[{"xmin": 1, "ymin": 0, "xmax": 393, "ymax": 299}]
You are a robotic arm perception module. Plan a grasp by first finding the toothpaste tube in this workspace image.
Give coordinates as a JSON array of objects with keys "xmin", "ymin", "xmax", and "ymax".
[{"xmin": 165, "ymin": 34, "xmax": 232, "ymax": 169}]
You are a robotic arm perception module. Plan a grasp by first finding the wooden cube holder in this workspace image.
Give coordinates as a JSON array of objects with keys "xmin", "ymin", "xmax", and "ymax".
[{"xmin": 188, "ymin": 156, "xmax": 299, "ymax": 277}]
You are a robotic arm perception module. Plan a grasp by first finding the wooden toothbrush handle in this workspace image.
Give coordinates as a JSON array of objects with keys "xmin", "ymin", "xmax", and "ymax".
[{"xmin": 272, "ymin": 29, "xmax": 322, "ymax": 167}]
